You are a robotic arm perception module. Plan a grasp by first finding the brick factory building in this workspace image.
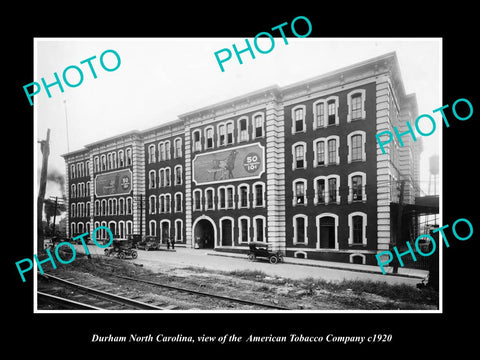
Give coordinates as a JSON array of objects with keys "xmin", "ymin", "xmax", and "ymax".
[{"xmin": 62, "ymin": 52, "xmax": 423, "ymax": 265}]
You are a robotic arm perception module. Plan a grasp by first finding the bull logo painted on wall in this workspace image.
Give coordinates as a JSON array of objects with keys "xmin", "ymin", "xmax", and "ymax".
[
  {"xmin": 95, "ymin": 169, "xmax": 132, "ymax": 197},
  {"xmin": 192, "ymin": 143, "xmax": 265, "ymax": 185}
]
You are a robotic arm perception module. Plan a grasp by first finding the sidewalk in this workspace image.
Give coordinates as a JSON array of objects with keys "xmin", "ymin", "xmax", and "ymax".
[{"xmin": 206, "ymin": 250, "xmax": 428, "ymax": 279}]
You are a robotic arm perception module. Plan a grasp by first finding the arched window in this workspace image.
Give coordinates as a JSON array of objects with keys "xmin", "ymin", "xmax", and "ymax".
[
  {"xmin": 293, "ymin": 214, "xmax": 308, "ymax": 244},
  {"xmin": 348, "ymin": 212, "xmax": 367, "ymax": 245}
]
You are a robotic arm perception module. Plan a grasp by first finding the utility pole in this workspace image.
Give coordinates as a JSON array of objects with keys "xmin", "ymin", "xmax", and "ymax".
[
  {"xmin": 51, "ymin": 196, "xmax": 58, "ymax": 237},
  {"xmin": 38, "ymin": 129, "xmax": 50, "ymax": 253},
  {"xmin": 392, "ymin": 180, "xmax": 405, "ymax": 274}
]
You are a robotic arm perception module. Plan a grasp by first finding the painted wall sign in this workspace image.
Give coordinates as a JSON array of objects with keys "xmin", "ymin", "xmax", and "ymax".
[
  {"xmin": 94, "ymin": 169, "xmax": 132, "ymax": 197},
  {"xmin": 192, "ymin": 143, "xmax": 265, "ymax": 185}
]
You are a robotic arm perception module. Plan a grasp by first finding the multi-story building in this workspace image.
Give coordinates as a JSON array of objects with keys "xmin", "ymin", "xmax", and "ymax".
[{"xmin": 62, "ymin": 52, "xmax": 422, "ymax": 265}]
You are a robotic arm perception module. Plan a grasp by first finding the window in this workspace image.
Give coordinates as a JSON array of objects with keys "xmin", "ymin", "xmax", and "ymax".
[
  {"xmin": 118, "ymin": 198, "xmax": 125, "ymax": 215},
  {"xmin": 238, "ymin": 117, "xmax": 248, "ymax": 142},
  {"xmin": 126, "ymin": 197, "xmax": 132, "ymax": 215},
  {"xmin": 316, "ymin": 213, "xmax": 338, "ymax": 249},
  {"xmin": 218, "ymin": 187, "xmax": 226, "ymax": 209},
  {"xmin": 351, "ymin": 134, "xmax": 362, "ymax": 161},
  {"xmin": 126, "ymin": 221, "xmax": 133, "ymax": 235},
  {"xmin": 174, "ymin": 137, "xmax": 183, "ymax": 158},
  {"xmin": 328, "ymin": 139, "xmax": 336, "ymax": 164},
  {"xmin": 238, "ymin": 217, "xmax": 250, "ymax": 243},
  {"xmin": 205, "ymin": 188, "xmax": 214, "ymax": 210},
  {"xmin": 253, "ymin": 216, "xmax": 266, "ymax": 242},
  {"xmin": 218, "ymin": 124, "xmax": 226, "ymax": 146},
  {"xmin": 348, "ymin": 212, "xmax": 367, "ymax": 245},
  {"xmin": 253, "ymin": 182, "xmax": 265, "ymax": 208},
  {"xmin": 314, "ymin": 101, "xmax": 325, "ymax": 128},
  {"xmin": 226, "ymin": 186, "xmax": 234, "ymax": 209},
  {"xmin": 293, "ymin": 214, "xmax": 308, "ymax": 244},
  {"xmin": 316, "ymin": 178, "xmax": 325, "ymax": 204},
  {"xmin": 226, "ymin": 122, "xmax": 234, "ymax": 144},
  {"xmin": 159, "ymin": 169, "xmax": 165, "ymax": 187},
  {"xmin": 112, "ymin": 198, "xmax": 117, "ymax": 215},
  {"xmin": 159, "ymin": 195, "xmax": 165, "ymax": 213},
  {"xmin": 94, "ymin": 157, "xmax": 100, "ymax": 172},
  {"xmin": 149, "ymin": 195, "xmax": 156, "ymax": 214},
  {"xmin": 165, "ymin": 167, "xmax": 171, "ymax": 187},
  {"xmin": 149, "ymin": 220, "xmax": 157, "ymax": 237},
  {"xmin": 352, "ymin": 176, "xmax": 363, "ymax": 201},
  {"xmin": 148, "ymin": 145, "xmax": 156, "ymax": 163},
  {"xmin": 347, "ymin": 89, "xmax": 366, "ymax": 122},
  {"xmin": 205, "ymin": 127, "xmax": 214, "ymax": 149},
  {"xmin": 292, "ymin": 142, "xmax": 306, "ymax": 170},
  {"xmin": 238, "ymin": 184, "xmax": 249, "ymax": 208},
  {"xmin": 71, "ymin": 184, "xmax": 76, "ymax": 198},
  {"xmin": 315, "ymin": 140, "xmax": 325, "ymax": 166},
  {"xmin": 328, "ymin": 177, "xmax": 337, "ymax": 203},
  {"xmin": 71, "ymin": 203, "xmax": 76, "ymax": 218},
  {"xmin": 293, "ymin": 179, "xmax": 307, "ymax": 206},
  {"xmin": 101, "ymin": 199, "xmax": 107, "ymax": 216},
  {"xmin": 95, "ymin": 200, "xmax": 100, "ymax": 216},
  {"xmin": 165, "ymin": 140, "xmax": 171, "ymax": 160},
  {"xmin": 118, "ymin": 151, "xmax": 124, "ymax": 167},
  {"xmin": 175, "ymin": 219, "xmax": 183, "ymax": 242},
  {"xmin": 112, "ymin": 153, "xmax": 117, "ymax": 169},
  {"xmin": 314, "ymin": 136, "xmax": 339, "ymax": 166},
  {"xmin": 348, "ymin": 172, "xmax": 367, "ymax": 203},
  {"xmin": 254, "ymin": 113, "xmax": 264, "ymax": 138},
  {"xmin": 347, "ymin": 131, "xmax": 366, "ymax": 163},
  {"xmin": 149, "ymin": 170, "xmax": 156, "ymax": 189},
  {"xmin": 351, "ymin": 95, "xmax": 362, "ymax": 120},
  {"xmin": 193, "ymin": 130, "xmax": 201, "ymax": 152},
  {"xmin": 86, "ymin": 181, "xmax": 90, "ymax": 197},
  {"xmin": 126, "ymin": 148, "xmax": 132, "ymax": 166},
  {"xmin": 159, "ymin": 142, "xmax": 165, "ymax": 161},
  {"xmin": 175, "ymin": 192, "xmax": 183, "ymax": 212},
  {"xmin": 101, "ymin": 155, "xmax": 106, "ymax": 171},
  {"xmin": 107, "ymin": 153, "xmax": 112, "ymax": 169},
  {"xmin": 165, "ymin": 194, "xmax": 171, "ymax": 213},
  {"xmin": 292, "ymin": 106, "xmax": 306, "ymax": 133},
  {"xmin": 327, "ymin": 100, "xmax": 336, "ymax": 125},
  {"xmin": 174, "ymin": 165, "xmax": 182, "ymax": 185},
  {"xmin": 193, "ymin": 189, "xmax": 202, "ymax": 211},
  {"xmin": 70, "ymin": 164, "xmax": 76, "ymax": 179}
]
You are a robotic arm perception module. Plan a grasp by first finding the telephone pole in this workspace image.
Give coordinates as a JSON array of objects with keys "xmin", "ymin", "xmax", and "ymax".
[{"xmin": 38, "ymin": 129, "xmax": 50, "ymax": 253}]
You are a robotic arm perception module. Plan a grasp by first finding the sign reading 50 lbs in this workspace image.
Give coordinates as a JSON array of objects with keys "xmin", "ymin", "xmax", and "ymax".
[
  {"xmin": 95, "ymin": 169, "xmax": 132, "ymax": 197},
  {"xmin": 193, "ymin": 143, "xmax": 265, "ymax": 185}
]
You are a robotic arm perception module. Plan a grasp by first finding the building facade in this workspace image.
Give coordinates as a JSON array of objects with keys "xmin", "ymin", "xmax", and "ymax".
[{"xmin": 62, "ymin": 52, "xmax": 422, "ymax": 265}]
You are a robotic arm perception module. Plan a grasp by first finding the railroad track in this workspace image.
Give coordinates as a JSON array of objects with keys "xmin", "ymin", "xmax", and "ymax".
[
  {"xmin": 38, "ymin": 273, "xmax": 176, "ymax": 311},
  {"xmin": 112, "ymin": 274, "xmax": 290, "ymax": 310}
]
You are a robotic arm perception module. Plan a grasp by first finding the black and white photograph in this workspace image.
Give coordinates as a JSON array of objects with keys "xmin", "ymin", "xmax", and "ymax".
[{"xmin": 7, "ymin": 6, "xmax": 478, "ymax": 354}]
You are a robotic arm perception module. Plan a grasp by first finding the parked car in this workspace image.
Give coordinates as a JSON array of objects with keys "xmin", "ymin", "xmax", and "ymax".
[
  {"xmin": 136, "ymin": 236, "xmax": 160, "ymax": 251},
  {"xmin": 248, "ymin": 241, "xmax": 284, "ymax": 264}
]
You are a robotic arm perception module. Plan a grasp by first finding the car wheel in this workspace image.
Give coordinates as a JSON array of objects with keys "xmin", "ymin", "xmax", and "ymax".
[
  {"xmin": 269, "ymin": 256, "xmax": 278, "ymax": 264},
  {"xmin": 248, "ymin": 253, "xmax": 256, "ymax": 261},
  {"xmin": 118, "ymin": 252, "xmax": 126, "ymax": 259},
  {"xmin": 131, "ymin": 250, "xmax": 138, "ymax": 259},
  {"xmin": 104, "ymin": 249, "xmax": 110, "ymax": 256}
]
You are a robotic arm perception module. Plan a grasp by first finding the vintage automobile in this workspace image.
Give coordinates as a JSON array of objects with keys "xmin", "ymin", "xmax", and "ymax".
[
  {"xmin": 136, "ymin": 236, "xmax": 160, "ymax": 251},
  {"xmin": 104, "ymin": 239, "xmax": 138, "ymax": 259},
  {"xmin": 248, "ymin": 241, "xmax": 284, "ymax": 264}
]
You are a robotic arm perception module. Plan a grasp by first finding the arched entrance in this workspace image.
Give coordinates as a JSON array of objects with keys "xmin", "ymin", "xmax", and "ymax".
[{"xmin": 192, "ymin": 216, "xmax": 216, "ymax": 249}]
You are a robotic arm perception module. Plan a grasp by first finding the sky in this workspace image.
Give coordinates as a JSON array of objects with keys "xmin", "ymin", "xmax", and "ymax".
[{"xmin": 34, "ymin": 38, "xmax": 442, "ymax": 199}]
